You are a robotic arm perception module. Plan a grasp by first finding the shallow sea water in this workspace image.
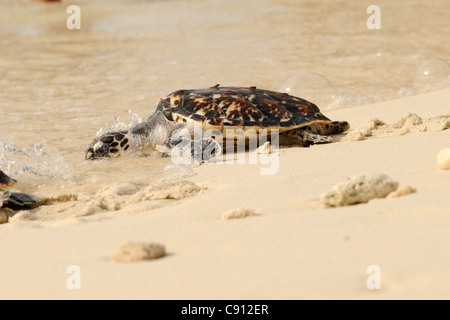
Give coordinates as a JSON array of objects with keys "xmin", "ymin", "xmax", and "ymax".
[{"xmin": 0, "ymin": 0, "xmax": 449, "ymax": 208}]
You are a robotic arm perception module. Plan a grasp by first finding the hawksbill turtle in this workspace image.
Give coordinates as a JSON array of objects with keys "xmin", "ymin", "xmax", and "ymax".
[
  {"xmin": 85, "ymin": 85, "xmax": 350, "ymax": 161},
  {"xmin": 0, "ymin": 170, "xmax": 40, "ymax": 211}
]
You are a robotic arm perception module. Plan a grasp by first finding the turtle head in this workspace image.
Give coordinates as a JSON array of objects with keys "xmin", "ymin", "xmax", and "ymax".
[
  {"xmin": 85, "ymin": 131, "xmax": 131, "ymax": 160},
  {"xmin": 0, "ymin": 170, "xmax": 17, "ymax": 189}
]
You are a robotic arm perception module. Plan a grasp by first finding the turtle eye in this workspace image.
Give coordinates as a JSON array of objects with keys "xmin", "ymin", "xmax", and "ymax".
[{"xmin": 97, "ymin": 146, "xmax": 106, "ymax": 154}]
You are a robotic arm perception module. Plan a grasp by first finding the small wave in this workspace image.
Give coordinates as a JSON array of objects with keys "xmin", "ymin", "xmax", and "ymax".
[{"xmin": 0, "ymin": 139, "xmax": 72, "ymax": 185}]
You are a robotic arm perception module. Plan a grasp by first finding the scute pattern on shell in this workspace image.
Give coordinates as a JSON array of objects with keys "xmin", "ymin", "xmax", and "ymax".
[{"xmin": 156, "ymin": 85, "xmax": 331, "ymax": 131}]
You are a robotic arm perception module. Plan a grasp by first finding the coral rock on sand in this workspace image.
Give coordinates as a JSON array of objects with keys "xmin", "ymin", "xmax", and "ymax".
[
  {"xmin": 114, "ymin": 242, "xmax": 166, "ymax": 263},
  {"xmin": 256, "ymin": 142, "xmax": 272, "ymax": 154},
  {"xmin": 320, "ymin": 174, "xmax": 399, "ymax": 207},
  {"xmin": 438, "ymin": 118, "xmax": 449, "ymax": 131},
  {"xmin": 364, "ymin": 118, "xmax": 386, "ymax": 130},
  {"xmin": 222, "ymin": 208, "xmax": 256, "ymax": 220},
  {"xmin": 437, "ymin": 148, "xmax": 450, "ymax": 170},
  {"xmin": 394, "ymin": 113, "xmax": 423, "ymax": 128},
  {"xmin": 341, "ymin": 113, "xmax": 448, "ymax": 142},
  {"xmin": 341, "ymin": 118, "xmax": 384, "ymax": 142}
]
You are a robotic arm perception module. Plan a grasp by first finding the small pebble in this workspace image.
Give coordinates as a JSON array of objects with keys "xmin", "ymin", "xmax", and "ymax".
[
  {"xmin": 256, "ymin": 142, "xmax": 272, "ymax": 154},
  {"xmin": 400, "ymin": 127, "xmax": 410, "ymax": 135},
  {"xmin": 114, "ymin": 242, "xmax": 166, "ymax": 263},
  {"xmin": 437, "ymin": 148, "xmax": 450, "ymax": 170},
  {"xmin": 222, "ymin": 208, "xmax": 256, "ymax": 220},
  {"xmin": 387, "ymin": 185, "xmax": 416, "ymax": 198},
  {"xmin": 439, "ymin": 119, "xmax": 449, "ymax": 131}
]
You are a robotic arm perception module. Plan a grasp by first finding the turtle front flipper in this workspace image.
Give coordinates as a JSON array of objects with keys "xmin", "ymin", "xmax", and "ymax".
[
  {"xmin": 0, "ymin": 191, "xmax": 40, "ymax": 210},
  {"xmin": 159, "ymin": 136, "xmax": 222, "ymax": 164},
  {"xmin": 194, "ymin": 138, "xmax": 222, "ymax": 163}
]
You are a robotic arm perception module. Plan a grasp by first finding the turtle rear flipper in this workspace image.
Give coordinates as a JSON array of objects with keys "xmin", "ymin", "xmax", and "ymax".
[
  {"xmin": 298, "ymin": 121, "xmax": 350, "ymax": 136},
  {"xmin": 0, "ymin": 191, "xmax": 40, "ymax": 210},
  {"xmin": 324, "ymin": 121, "xmax": 350, "ymax": 135}
]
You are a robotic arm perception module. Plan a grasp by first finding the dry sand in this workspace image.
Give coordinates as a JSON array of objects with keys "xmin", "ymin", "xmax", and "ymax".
[{"xmin": 0, "ymin": 88, "xmax": 449, "ymax": 299}]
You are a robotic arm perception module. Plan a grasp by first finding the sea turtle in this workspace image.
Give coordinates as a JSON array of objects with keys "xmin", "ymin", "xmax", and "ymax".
[
  {"xmin": 85, "ymin": 85, "xmax": 350, "ymax": 161},
  {"xmin": 0, "ymin": 170, "xmax": 16, "ymax": 189},
  {"xmin": 0, "ymin": 170, "xmax": 40, "ymax": 211}
]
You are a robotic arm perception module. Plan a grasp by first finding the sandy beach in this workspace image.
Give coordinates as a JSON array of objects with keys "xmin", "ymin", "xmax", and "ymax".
[
  {"xmin": 0, "ymin": 0, "xmax": 449, "ymax": 300},
  {"xmin": 1, "ymin": 88, "xmax": 449, "ymax": 299}
]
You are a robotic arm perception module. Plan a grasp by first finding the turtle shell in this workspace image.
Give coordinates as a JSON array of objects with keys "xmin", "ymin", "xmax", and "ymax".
[{"xmin": 156, "ymin": 85, "xmax": 331, "ymax": 136}]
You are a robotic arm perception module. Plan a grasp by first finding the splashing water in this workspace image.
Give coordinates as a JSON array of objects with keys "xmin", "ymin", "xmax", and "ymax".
[
  {"xmin": 0, "ymin": 139, "xmax": 73, "ymax": 186},
  {"xmin": 96, "ymin": 110, "xmax": 144, "ymax": 137}
]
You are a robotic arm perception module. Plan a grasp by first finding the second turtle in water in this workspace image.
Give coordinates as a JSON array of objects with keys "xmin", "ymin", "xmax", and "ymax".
[{"xmin": 85, "ymin": 85, "xmax": 350, "ymax": 161}]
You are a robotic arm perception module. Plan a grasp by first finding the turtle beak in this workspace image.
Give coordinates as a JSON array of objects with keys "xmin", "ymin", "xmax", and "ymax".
[{"xmin": 85, "ymin": 147, "xmax": 95, "ymax": 160}]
